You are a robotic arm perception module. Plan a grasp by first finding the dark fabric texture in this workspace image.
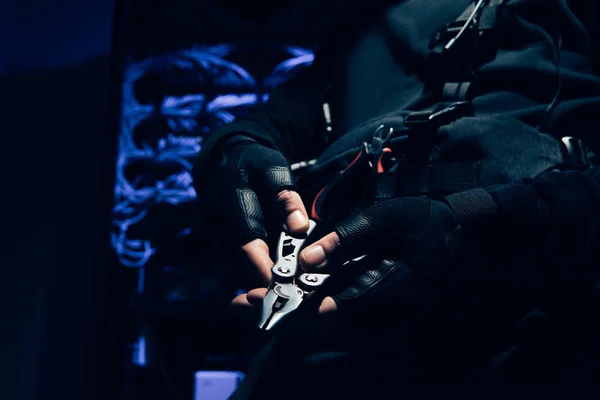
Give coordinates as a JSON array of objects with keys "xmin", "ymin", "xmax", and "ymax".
[
  {"xmin": 190, "ymin": 0, "xmax": 600, "ymax": 397},
  {"xmin": 434, "ymin": 116, "xmax": 566, "ymax": 184}
]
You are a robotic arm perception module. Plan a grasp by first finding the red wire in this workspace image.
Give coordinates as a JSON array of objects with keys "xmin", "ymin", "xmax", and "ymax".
[
  {"xmin": 310, "ymin": 147, "xmax": 393, "ymax": 220},
  {"xmin": 310, "ymin": 148, "xmax": 365, "ymax": 220},
  {"xmin": 376, "ymin": 148, "xmax": 392, "ymax": 173}
]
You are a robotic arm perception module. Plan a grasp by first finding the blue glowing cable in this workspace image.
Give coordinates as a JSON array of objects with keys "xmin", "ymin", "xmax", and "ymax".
[
  {"xmin": 113, "ymin": 44, "xmax": 314, "ymax": 268},
  {"xmin": 264, "ymin": 46, "xmax": 315, "ymax": 88}
]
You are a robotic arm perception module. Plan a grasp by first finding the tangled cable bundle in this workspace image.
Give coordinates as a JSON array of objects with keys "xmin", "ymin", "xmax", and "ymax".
[{"xmin": 112, "ymin": 44, "xmax": 314, "ymax": 267}]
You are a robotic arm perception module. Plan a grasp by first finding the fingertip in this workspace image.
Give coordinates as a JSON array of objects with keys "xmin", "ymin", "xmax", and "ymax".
[
  {"xmin": 285, "ymin": 209, "xmax": 310, "ymax": 235},
  {"xmin": 277, "ymin": 190, "xmax": 310, "ymax": 234},
  {"xmin": 318, "ymin": 296, "xmax": 338, "ymax": 314},
  {"xmin": 231, "ymin": 293, "xmax": 252, "ymax": 308},
  {"xmin": 246, "ymin": 288, "xmax": 268, "ymax": 306},
  {"xmin": 299, "ymin": 232, "xmax": 341, "ymax": 270},
  {"xmin": 299, "ymin": 244, "xmax": 327, "ymax": 270},
  {"xmin": 231, "ymin": 293, "xmax": 262, "ymax": 325}
]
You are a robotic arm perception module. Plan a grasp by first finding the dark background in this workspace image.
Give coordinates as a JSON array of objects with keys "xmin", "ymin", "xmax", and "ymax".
[
  {"xmin": 115, "ymin": 2, "xmax": 329, "ymax": 399},
  {"xmin": 1, "ymin": 1, "xmax": 330, "ymax": 400},
  {"xmin": 2, "ymin": 1, "xmax": 120, "ymax": 400}
]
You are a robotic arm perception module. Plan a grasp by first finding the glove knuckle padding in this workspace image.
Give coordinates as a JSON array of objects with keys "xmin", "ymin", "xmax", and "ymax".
[
  {"xmin": 249, "ymin": 166, "xmax": 295, "ymax": 199},
  {"xmin": 200, "ymin": 142, "xmax": 294, "ymax": 246},
  {"xmin": 335, "ymin": 197, "xmax": 436, "ymax": 258},
  {"xmin": 331, "ymin": 198, "xmax": 462, "ymax": 315},
  {"xmin": 334, "ymin": 259, "xmax": 410, "ymax": 302},
  {"xmin": 332, "ymin": 259, "xmax": 415, "ymax": 318},
  {"xmin": 335, "ymin": 213, "xmax": 380, "ymax": 251},
  {"xmin": 241, "ymin": 145, "xmax": 296, "ymax": 197}
]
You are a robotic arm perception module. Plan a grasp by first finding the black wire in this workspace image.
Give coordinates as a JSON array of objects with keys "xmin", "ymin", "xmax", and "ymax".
[{"xmin": 538, "ymin": 33, "xmax": 563, "ymax": 132}]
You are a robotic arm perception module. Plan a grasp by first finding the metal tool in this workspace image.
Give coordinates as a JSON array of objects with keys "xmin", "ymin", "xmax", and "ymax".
[{"xmin": 258, "ymin": 220, "xmax": 329, "ymax": 331}]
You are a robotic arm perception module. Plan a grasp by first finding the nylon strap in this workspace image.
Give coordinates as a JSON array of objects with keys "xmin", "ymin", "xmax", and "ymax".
[
  {"xmin": 443, "ymin": 188, "xmax": 498, "ymax": 229},
  {"xmin": 398, "ymin": 162, "xmax": 481, "ymax": 196},
  {"xmin": 374, "ymin": 161, "xmax": 481, "ymax": 201}
]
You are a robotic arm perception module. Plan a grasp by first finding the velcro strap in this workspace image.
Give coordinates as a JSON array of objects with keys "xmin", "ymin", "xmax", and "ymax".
[
  {"xmin": 397, "ymin": 162, "xmax": 481, "ymax": 196},
  {"xmin": 443, "ymin": 188, "xmax": 498, "ymax": 229},
  {"xmin": 373, "ymin": 172, "xmax": 397, "ymax": 202},
  {"xmin": 404, "ymin": 101, "xmax": 474, "ymax": 130},
  {"xmin": 403, "ymin": 109, "xmax": 435, "ymax": 128}
]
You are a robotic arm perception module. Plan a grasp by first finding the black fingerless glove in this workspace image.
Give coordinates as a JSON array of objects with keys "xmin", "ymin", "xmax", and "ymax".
[{"xmin": 194, "ymin": 135, "xmax": 297, "ymax": 247}]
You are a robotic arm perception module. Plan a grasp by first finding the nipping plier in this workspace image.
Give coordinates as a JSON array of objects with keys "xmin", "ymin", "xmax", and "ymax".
[{"xmin": 258, "ymin": 220, "xmax": 329, "ymax": 331}]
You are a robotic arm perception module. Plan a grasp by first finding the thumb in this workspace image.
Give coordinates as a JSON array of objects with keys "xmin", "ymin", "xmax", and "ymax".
[
  {"xmin": 298, "ymin": 231, "xmax": 341, "ymax": 270},
  {"xmin": 276, "ymin": 189, "xmax": 310, "ymax": 236}
]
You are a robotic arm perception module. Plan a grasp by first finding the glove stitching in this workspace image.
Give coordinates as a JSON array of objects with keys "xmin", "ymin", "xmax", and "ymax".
[{"xmin": 336, "ymin": 260, "xmax": 405, "ymax": 302}]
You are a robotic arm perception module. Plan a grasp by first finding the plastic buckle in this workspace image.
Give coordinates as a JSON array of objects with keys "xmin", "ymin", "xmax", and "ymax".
[
  {"xmin": 404, "ymin": 101, "xmax": 474, "ymax": 130},
  {"xmin": 561, "ymin": 137, "xmax": 590, "ymax": 169}
]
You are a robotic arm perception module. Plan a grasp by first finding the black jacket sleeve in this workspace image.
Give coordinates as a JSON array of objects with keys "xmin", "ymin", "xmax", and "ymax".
[
  {"xmin": 194, "ymin": 50, "xmax": 334, "ymax": 176},
  {"xmin": 489, "ymin": 167, "xmax": 600, "ymax": 286},
  {"xmin": 463, "ymin": 1, "xmax": 600, "ymax": 296},
  {"xmin": 441, "ymin": 166, "xmax": 600, "ymax": 326},
  {"xmin": 446, "ymin": 166, "xmax": 600, "ymax": 300}
]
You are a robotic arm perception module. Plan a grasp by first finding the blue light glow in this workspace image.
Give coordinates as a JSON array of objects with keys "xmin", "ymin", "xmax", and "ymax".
[
  {"xmin": 113, "ymin": 44, "xmax": 314, "ymax": 267},
  {"xmin": 132, "ymin": 335, "xmax": 147, "ymax": 366},
  {"xmin": 264, "ymin": 46, "xmax": 315, "ymax": 88},
  {"xmin": 194, "ymin": 371, "xmax": 245, "ymax": 400}
]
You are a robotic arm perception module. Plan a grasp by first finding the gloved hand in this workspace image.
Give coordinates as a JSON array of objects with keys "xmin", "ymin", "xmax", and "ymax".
[
  {"xmin": 299, "ymin": 197, "xmax": 463, "ymax": 316},
  {"xmin": 195, "ymin": 136, "xmax": 310, "ymax": 285},
  {"xmin": 233, "ymin": 197, "xmax": 464, "ymax": 321}
]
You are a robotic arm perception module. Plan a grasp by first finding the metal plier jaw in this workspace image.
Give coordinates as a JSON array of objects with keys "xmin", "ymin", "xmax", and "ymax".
[{"xmin": 258, "ymin": 220, "xmax": 329, "ymax": 331}]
